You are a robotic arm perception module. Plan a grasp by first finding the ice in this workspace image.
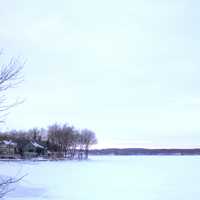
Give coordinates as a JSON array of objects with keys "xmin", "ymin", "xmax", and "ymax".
[{"xmin": 0, "ymin": 156, "xmax": 200, "ymax": 200}]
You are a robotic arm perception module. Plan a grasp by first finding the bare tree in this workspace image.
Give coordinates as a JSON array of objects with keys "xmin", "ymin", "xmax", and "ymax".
[
  {"xmin": 47, "ymin": 124, "xmax": 77, "ymax": 159},
  {"xmin": 27, "ymin": 128, "xmax": 42, "ymax": 142},
  {"xmin": 81, "ymin": 129, "xmax": 97, "ymax": 159},
  {"xmin": 47, "ymin": 124, "xmax": 63, "ymax": 153},
  {"xmin": 0, "ymin": 53, "xmax": 23, "ymax": 122},
  {"xmin": 61, "ymin": 124, "xmax": 75, "ymax": 159},
  {"xmin": 0, "ymin": 52, "xmax": 24, "ymax": 198}
]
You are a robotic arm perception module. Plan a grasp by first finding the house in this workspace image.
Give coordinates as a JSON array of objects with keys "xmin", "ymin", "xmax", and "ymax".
[
  {"xmin": 23, "ymin": 141, "xmax": 46, "ymax": 158},
  {"xmin": 0, "ymin": 140, "xmax": 17, "ymax": 158}
]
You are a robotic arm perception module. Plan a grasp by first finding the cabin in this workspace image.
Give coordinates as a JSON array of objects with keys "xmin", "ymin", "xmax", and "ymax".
[
  {"xmin": 23, "ymin": 141, "xmax": 46, "ymax": 158},
  {"xmin": 0, "ymin": 140, "xmax": 17, "ymax": 158}
]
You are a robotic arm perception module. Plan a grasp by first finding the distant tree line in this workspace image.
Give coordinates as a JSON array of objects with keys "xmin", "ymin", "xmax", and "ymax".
[{"xmin": 0, "ymin": 123, "xmax": 97, "ymax": 160}]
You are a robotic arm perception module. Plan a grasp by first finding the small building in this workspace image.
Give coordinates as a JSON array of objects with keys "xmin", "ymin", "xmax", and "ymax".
[
  {"xmin": 0, "ymin": 140, "xmax": 17, "ymax": 158},
  {"xmin": 23, "ymin": 141, "xmax": 46, "ymax": 158}
]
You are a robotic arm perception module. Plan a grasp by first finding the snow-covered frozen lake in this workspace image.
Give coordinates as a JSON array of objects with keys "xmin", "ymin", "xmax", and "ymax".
[{"xmin": 1, "ymin": 156, "xmax": 200, "ymax": 200}]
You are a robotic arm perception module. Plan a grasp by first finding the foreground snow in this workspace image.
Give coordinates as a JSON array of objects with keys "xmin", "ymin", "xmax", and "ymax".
[{"xmin": 0, "ymin": 156, "xmax": 200, "ymax": 200}]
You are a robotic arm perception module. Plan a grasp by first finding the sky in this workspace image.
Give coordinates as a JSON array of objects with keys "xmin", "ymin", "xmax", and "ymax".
[{"xmin": 0, "ymin": 0, "xmax": 200, "ymax": 148}]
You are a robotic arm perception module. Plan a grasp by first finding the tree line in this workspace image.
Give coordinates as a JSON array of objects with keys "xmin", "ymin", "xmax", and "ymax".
[{"xmin": 0, "ymin": 124, "xmax": 97, "ymax": 160}]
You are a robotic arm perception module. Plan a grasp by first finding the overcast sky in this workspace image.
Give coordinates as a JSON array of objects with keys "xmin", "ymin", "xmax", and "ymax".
[{"xmin": 0, "ymin": 0, "xmax": 200, "ymax": 148}]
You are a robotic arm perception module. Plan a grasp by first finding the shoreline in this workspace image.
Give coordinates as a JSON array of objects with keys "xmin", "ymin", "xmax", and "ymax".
[{"xmin": 0, "ymin": 154, "xmax": 200, "ymax": 162}]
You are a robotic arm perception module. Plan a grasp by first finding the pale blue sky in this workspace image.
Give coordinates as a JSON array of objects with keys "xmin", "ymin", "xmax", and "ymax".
[{"xmin": 1, "ymin": 0, "xmax": 200, "ymax": 148}]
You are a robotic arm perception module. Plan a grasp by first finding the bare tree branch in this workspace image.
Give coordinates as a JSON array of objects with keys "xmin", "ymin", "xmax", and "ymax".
[
  {"xmin": 0, "ymin": 53, "xmax": 24, "ymax": 123},
  {"xmin": 0, "ymin": 175, "xmax": 27, "ymax": 198}
]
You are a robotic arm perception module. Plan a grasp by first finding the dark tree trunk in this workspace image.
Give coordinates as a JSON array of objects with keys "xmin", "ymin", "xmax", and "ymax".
[{"xmin": 85, "ymin": 148, "xmax": 89, "ymax": 159}]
